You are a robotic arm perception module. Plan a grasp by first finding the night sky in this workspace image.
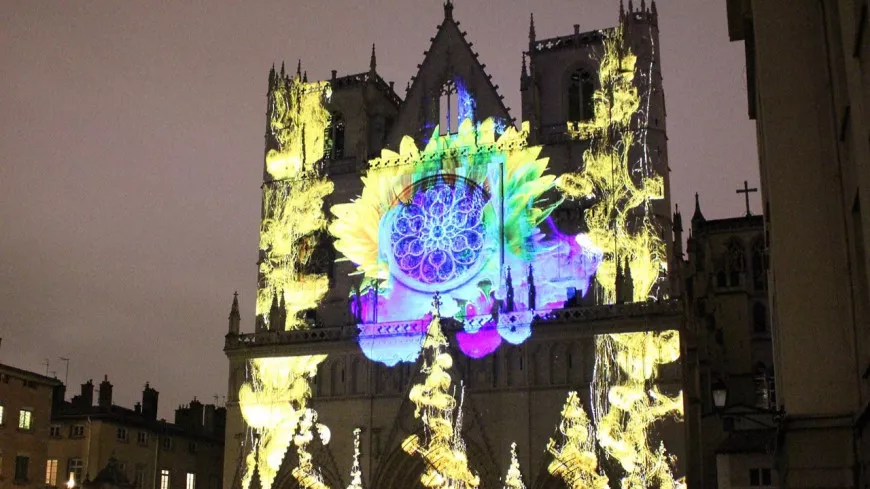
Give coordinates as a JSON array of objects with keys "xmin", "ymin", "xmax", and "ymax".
[{"xmin": 0, "ymin": 0, "xmax": 758, "ymax": 418}]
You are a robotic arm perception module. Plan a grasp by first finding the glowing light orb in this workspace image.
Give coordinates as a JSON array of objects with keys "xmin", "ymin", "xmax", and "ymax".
[
  {"xmin": 456, "ymin": 323, "xmax": 502, "ymax": 358},
  {"xmin": 386, "ymin": 178, "xmax": 489, "ymax": 292}
]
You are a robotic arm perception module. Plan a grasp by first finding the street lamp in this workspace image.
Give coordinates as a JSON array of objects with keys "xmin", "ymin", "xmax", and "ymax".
[
  {"xmin": 712, "ymin": 379, "xmax": 728, "ymax": 410},
  {"xmin": 66, "ymin": 473, "xmax": 76, "ymax": 489}
]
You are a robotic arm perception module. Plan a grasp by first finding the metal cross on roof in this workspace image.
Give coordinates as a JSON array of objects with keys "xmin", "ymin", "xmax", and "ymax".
[{"xmin": 736, "ymin": 180, "xmax": 758, "ymax": 216}]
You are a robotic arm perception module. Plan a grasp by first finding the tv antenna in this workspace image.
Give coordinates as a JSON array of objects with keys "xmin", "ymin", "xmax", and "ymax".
[{"xmin": 59, "ymin": 357, "xmax": 70, "ymax": 386}]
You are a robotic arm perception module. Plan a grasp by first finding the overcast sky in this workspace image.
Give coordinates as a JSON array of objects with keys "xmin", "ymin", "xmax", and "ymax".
[{"xmin": 0, "ymin": 0, "xmax": 758, "ymax": 418}]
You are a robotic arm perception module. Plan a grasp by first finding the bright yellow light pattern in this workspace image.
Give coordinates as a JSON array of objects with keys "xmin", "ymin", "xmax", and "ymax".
[
  {"xmin": 593, "ymin": 331, "xmax": 684, "ymax": 489},
  {"xmin": 546, "ymin": 392, "xmax": 609, "ymax": 489},
  {"xmin": 346, "ymin": 428, "xmax": 363, "ymax": 489},
  {"xmin": 266, "ymin": 75, "xmax": 332, "ymax": 180},
  {"xmin": 330, "ymin": 117, "xmax": 559, "ymax": 286},
  {"xmin": 402, "ymin": 315, "xmax": 480, "ymax": 489},
  {"xmin": 259, "ymin": 74, "xmax": 335, "ymax": 329},
  {"xmin": 556, "ymin": 25, "xmax": 666, "ymax": 303},
  {"xmin": 292, "ymin": 409, "xmax": 331, "ymax": 489},
  {"xmin": 238, "ymin": 355, "xmax": 327, "ymax": 489},
  {"xmin": 503, "ymin": 442, "xmax": 526, "ymax": 489}
]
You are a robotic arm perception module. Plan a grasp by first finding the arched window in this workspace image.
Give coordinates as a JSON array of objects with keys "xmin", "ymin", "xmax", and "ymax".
[
  {"xmin": 324, "ymin": 111, "xmax": 345, "ymax": 159},
  {"xmin": 752, "ymin": 302, "xmax": 767, "ymax": 333},
  {"xmin": 751, "ymin": 237, "xmax": 766, "ymax": 290},
  {"xmin": 438, "ymin": 79, "xmax": 459, "ymax": 135},
  {"xmin": 568, "ymin": 69, "xmax": 595, "ymax": 122},
  {"xmin": 726, "ymin": 239, "xmax": 745, "ymax": 287}
]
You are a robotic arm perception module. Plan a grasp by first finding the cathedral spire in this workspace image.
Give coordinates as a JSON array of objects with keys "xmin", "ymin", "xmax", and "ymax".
[
  {"xmin": 692, "ymin": 192, "xmax": 706, "ymax": 224},
  {"xmin": 520, "ymin": 52, "xmax": 529, "ymax": 88},
  {"xmin": 228, "ymin": 291, "xmax": 240, "ymax": 335},
  {"xmin": 369, "ymin": 43, "xmax": 377, "ymax": 73},
  {"xmin": 296, "ymin": 59, "xmax": 302, "ymax": 79},
  {"xmin": 619, "ymin": 0, "xmax": 626, "ymax": 21},
  {"xmin": 628, "ymin": 0, "xmax": 634, "ymax": 12},
  {"xmin": 528, "ymin": 13, "xmax": 536, "ymax": 47}
]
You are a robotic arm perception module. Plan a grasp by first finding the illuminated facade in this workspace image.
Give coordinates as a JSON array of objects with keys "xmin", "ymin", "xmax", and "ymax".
[{"xmin": 224, "ymin": 2, "xmax": 686, "ymax": 489}]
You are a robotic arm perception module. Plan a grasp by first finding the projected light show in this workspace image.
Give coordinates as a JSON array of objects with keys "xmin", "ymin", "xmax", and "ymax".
[
  {"xmin": 235, "ymin": 9, "xmax": 685, "ymax": 489},
  {"xmin": 330, "ymin": 114, "xmax": 604, "ymax": 365}
]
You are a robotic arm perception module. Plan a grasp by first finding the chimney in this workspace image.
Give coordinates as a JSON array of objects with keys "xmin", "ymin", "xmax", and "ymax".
[
  {"xmin": 189, "ymin": 398, "xmax": 204, "ymax": 433},
  {"xmin": 203, "ymin": 404, "xmax": 216, "ymax": 435},
  {"xmin": 80, "ymin": 380, "xmax": 94, "ymax": 408},
  {"xmin": 52, "ymin": 384, "xmax": 66, "ymax": 411},
  {"xmin": 142, "ymin": 383, "xmax": 159, "ymax": 421},
  {"xmin": 98, "ymin": 375, "xmax": 113, "ymax": 409}
]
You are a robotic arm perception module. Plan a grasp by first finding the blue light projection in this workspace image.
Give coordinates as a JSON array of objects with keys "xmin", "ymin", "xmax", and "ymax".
[{"xmin": 385, "ymin": 176, "xmax": 491, "ymax": 291}]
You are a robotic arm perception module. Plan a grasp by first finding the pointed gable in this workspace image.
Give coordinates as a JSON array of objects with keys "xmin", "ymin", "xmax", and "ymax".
[{"xmin": 386, "ymin": 2, "xmax": 512, "ymax": 148}]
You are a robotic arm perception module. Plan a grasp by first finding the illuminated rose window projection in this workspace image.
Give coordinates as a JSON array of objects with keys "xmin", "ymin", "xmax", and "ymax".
[
  {"xmin": 386, "ymin": 176, "xmax": 490, "ymax": 291},
  {"xmin": 330, "ymin": 113, "xmax": 604, "ymax": 366}
]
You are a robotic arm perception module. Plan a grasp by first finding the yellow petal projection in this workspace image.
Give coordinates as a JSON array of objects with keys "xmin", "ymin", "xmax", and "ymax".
[
  {"xmin": 556, "ymin": 24, "xmax": 666, "ymax": 304},
  {"xmin": 402, "ymin": 313, "xmax": 480, "ymax": 489},
  {"xmin": 503, "ymin": 442, "xmax": 526, "ymax": 489},
  {"xmin": 238, "ymin": 355, "xmax": 327, "ymax": 489},
  {"xmin": 259, "ymin": 73, "xmax": 335, "ymax": 330},
  {"xmin": 546, "ymin": 392, "xmax": 609, "ymax": 489},
  {"xmin": 346, "ymin": 428, "xmax": 363, "ymax": 489}
]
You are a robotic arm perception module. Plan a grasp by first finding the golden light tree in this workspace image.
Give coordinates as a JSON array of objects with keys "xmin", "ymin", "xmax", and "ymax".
[
  {"xmin": 503, "ymin": 443, "xmax": 526, "ymax": 489},
  {"xmin": 402, "ymin": 295, "xmax": 480, "ymax": 489},
  {"xmin": 547, "ymin": 392, "xmax": 609, "ymax": 489}
]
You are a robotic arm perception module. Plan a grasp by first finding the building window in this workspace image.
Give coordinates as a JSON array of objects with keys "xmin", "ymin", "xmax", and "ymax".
[
  {"xmin": 161, "ymin": 437, "xmax": 173, "ymax": 450},
  {"xmin": 18, "ymin": 409, "xmax": 32, "ymax": 431},
  {"xmin": 749, "ymin": 467, "xmax": 772, "ymax": 486},
  {"xmin": 568, "ymin": 69, "xmax": 595, "ymax": 122},
  {"xmin": 726, "ymin": 240, "xmax": 746, "ymax": 287},
  {"xmin": 438, "ymin": 79, "xmax": 460, "ymax": 135},
  {"xmin": 324, "ymin": 111, "xmax": 346, "ymax": 160},
  {"xmin": 134, "ymin": 465, "xmax": 146, "ymax": 489},
  {"xmin": 0, "ymin": 404, "xmax": 4, "ymax": 425},
  {"xmin": 753, "ymin": 302, "xmax": 767, "ymax": 333},
  {"xmin": 160, "ymin": 470, "xmax": 170, "ymax": 489},
  {"xmin": 15, "ymin": 455, "xmax": 30, "ymax": 482},
  {"xmin": 186, "ymin": 473, "xmax": 196, "ymax": 489},
  {"xmin": 137, "ymin": 431, "xmax": 148, "ymax": 445},
  {"xmin": 70, "ymin": 425, "xmax": 85, "ymax": 438},
  {"xmin": 751, "ymin": 238, "xmax": 766, "ymax": 290},
  {"xmin": 45, "ymin": 459, "xmax": 58, "ymax": 486},
  {"xmin": 50, "ymin": 425, "xmax": 62, "ymax": 438},
  {"xmin": 117, "ymin": 427, "xmax": 129, "ymax": 442},
  {"xmin": 67, "ymin": 458, "xmax": 84, "ymax": 484}
]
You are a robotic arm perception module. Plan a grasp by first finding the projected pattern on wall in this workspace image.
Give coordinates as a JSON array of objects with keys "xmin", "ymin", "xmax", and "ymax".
[
  {"xmin": 330, "ymin": 116, "xmax": 603, "ymax": 365},
  {"xmin": 238, "ymin": 17, "xmax": 682, "ymax": 489}
]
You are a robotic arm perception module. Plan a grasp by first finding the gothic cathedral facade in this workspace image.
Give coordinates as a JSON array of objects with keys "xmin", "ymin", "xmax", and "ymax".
[{"xmin": 223, "ymin": 3, "xmax": 686, "ymax": 489}]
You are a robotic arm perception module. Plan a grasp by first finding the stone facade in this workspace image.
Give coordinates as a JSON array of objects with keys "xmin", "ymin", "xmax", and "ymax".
[
  {"xmin": 48, "ymin": 378, "xmax": 224, "ymax": 489},
  {"xmin": 224, "ymin": 2, "xmax": 687, "ymax": 489},
  {"xmin": 727, "ymin": 0, "xmax": 870, "ymax": 487},
  {"xmin": 0, "ymin": 363, "xmax": 62, "ymax": 489}
]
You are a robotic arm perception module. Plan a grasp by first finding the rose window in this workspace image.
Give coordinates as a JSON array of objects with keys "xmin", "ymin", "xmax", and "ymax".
[{"xmin": 387, "ymin": 177, "xmax": 489, "ymax": 291}]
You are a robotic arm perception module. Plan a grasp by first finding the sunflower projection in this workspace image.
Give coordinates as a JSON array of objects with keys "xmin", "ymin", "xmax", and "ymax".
[
  {"xmin": 555, "ymin": 24, "xmax": 666, "ymax": 303},
  {"xmin": 238, "ymin": 355, "xmax": 327, "ymax": 489},
  {"xmin": 330, "ymin": 117, "xmax": 603, "ymax": 364},
  {"xmin": 259, "ymin": 70, "xmax": 335, "ymax": 330}
]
